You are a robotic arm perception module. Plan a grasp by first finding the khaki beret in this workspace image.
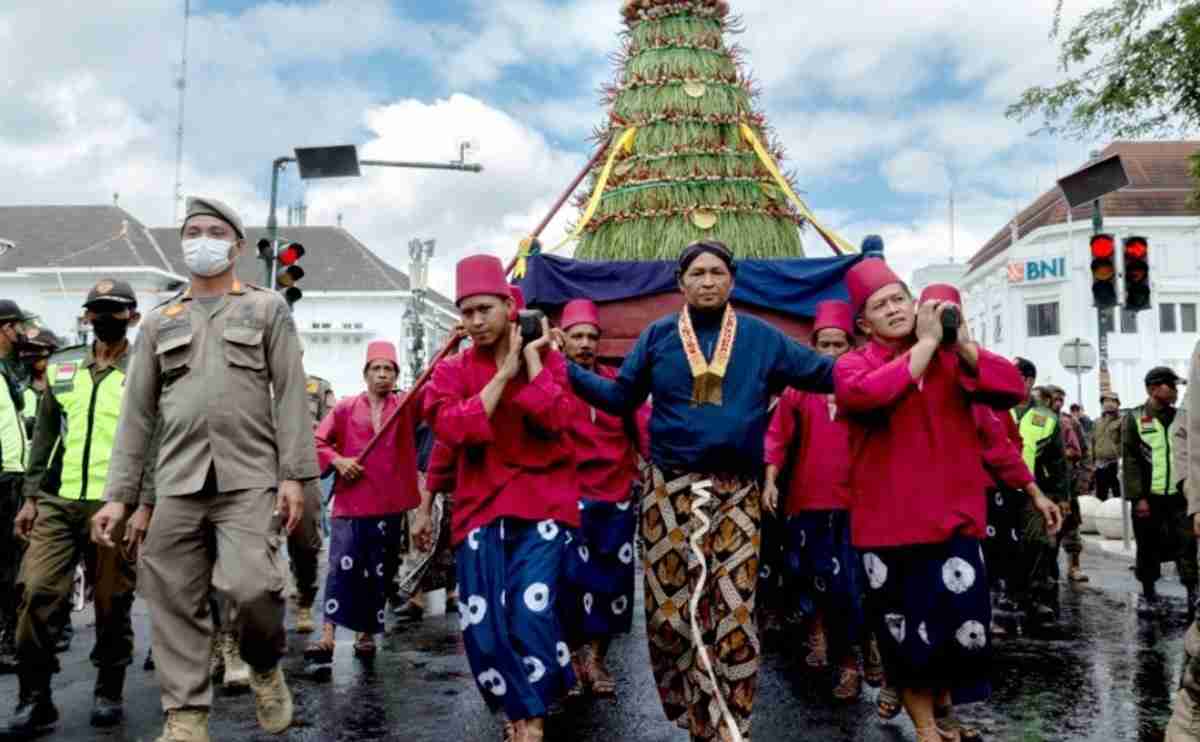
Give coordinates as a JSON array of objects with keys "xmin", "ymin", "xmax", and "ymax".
[{"xmin": 183, "ymin": 196, "xmax": 245, "ymax": 239}]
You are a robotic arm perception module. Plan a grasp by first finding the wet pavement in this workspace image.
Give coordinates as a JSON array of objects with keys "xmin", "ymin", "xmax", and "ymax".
[{"xmin": 0, "ymin": 544, "xmax": 1189, "ymax": 741}]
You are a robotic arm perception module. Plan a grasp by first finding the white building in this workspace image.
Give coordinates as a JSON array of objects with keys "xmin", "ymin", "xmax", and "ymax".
[
  {"xmin": 0, "ymin": 205, "xmax": 458, "ymax": 398},
  {"xmin": 911, "ymin": 262, "xmax": 967, "ymax": 297},
  {"xmin": 956, "ymin": 142, "xmax": 1200, "ymax": 411}
]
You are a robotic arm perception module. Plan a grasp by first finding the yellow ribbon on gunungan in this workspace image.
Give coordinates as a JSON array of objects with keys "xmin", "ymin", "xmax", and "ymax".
[
  {"xmin": 549, "ymin": 126, "xmax": 640, "ymax": 255},
  {"xmin": 739, "ymin": 123, "xmax": 857, "ymax": 255}
]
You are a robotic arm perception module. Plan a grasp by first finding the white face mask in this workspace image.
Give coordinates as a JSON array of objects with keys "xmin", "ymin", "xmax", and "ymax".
[{"xmin": 181, "ymin": 237, "xmax": 235, "ymax": 277}]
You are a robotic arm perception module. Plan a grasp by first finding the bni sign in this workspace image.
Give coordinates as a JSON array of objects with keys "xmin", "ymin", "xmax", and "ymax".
[{"xmin": 1008, "ymin": 256, "xmax": 1068, "ymax": 285}]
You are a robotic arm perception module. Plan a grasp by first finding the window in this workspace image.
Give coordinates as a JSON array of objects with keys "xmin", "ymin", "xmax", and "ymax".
[
  {"xmin": 1100, "ymin": 308, "xmax": 1115, "ymax": 334},
  {"xmin": 1183, "ymin": 303, "xmax": 1198, "ymax": 333},
  {"xmin": 1161, "ymin": 303, "xmax": 1177, "ymax": 333},
  {"xmin": 354, "ymin": 322, "xmax": 363, "ymax": 330},
  {"xmin": 1120, "ymin": 309, "xmax": 1139, "ymax": 334},
  {"xmin": 1026, "ymin": 302, "xmax": 1060, "ymax": 337},
  {"xmin": 994, "ymin": 315, "xmax": 1003, "ymax": 343}
]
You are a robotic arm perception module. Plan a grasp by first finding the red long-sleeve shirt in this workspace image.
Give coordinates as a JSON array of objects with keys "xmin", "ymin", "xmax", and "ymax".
[
  {"xmin": 834, "ymin": 341, "xmax": 1026, "ymax": 548},
  {"xmin": 974, "ymin": 404, "xmax": 1035, "ymax": 491},
  {"xmin": 567, "ymin": 364, "xmax": 650, "ymax": 503},
  {"xmin": 424, "ymin": 347, "xmax": 579, "ymax": 546},
  {"xmin": 425, "ymin": 438, "xmax": 456, "ymax": 495},
  {"xmin": 763, "ymin": 388, "xmax": 851, "ymax": 514},
  {"xmin": 315, "ymin": 392, "xmax": 421, "ymax": 518}
]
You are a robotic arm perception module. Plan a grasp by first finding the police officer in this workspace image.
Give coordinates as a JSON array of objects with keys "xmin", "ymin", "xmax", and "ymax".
[
  {"xmin": 14, "ymin": 329, "xmax": 77, "ymax": 656},
  {"xmin": 5, "ymin": 280, "xmax": 149, "ymax": 735},
  {"xmin": 1093, "ymin": 391, "xmax": 1123, "ymax": 501},
  {"xmin": 1011, "ymin": 358, "xmax": 1071, "ymax": 622},
  {"xmin": 286, "ymin": 374, "xmax": 333, "ymax": 634},
  {"xmin": 16, "ymin": 329, "xmax": 60, "ymax": 442},
  {"xmin": 91, "ymin": 197, "xmax": 319, "ymax": 741},
  {"xmin": 0, "ymin": 299, "xmax": 36, "ymax": 674},
  {"xmin": 1047, "ymin": 385, "xmax": 1089, "ymax": 583},
  {"xmin": 1166, "ymin": 344, "xmax": 1200, "ymax": 741},
  {"xmin": 1124, "ymin": 366, "xmax": 1195, "ymax": 615}
]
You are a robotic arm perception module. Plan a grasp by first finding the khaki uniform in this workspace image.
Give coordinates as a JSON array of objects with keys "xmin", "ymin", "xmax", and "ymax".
[
  {"xmin": 1169, "ymin": 343, "xmax": 1200, "ymax": 740},
  {"xmin": 15, "ymin": 346, "xmax": 148, "ymax": 681},
  {"xmin": 103, "ymin": 281, "xmax": 318, "ymax": 711},
  {"xmin": 283, "ymin": 375, "xmax": 333, "ymax": 609}
]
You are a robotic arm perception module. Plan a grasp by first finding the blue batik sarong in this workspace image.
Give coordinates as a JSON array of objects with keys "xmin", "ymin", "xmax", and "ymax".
[
  {"xmin": 562, "ymin": 490, "xmax": 639, "ymax": 645},
  {"xmin": 322, "ymin": 515, "xmax": 406, "ymax": 634},
  {"xmin": 456, "ymin": 518, "xmax": 575, "ymax": 720},
  {"xmin": 783, "ymin": 510, "xmax": 864, "ymax": 657},
  {"xmin": 860, "ymin": 533, "xmax": 992, "ymax": 704}
]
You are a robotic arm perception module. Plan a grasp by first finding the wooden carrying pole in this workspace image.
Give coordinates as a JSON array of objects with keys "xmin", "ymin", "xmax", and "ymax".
[
  {"xmin": 355, "ymin": 332, "xmax": 464, "ymax": 461},
  {"xmin": 505, "ymin": 137, "xmax": 613, "ymax": 275}
]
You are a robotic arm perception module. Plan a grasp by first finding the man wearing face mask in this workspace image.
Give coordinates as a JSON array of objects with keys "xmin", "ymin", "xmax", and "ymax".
[
  {"xmin": 0, "ymin": 300, "xmax": 36, "ymax": 676},
  {"xmin": 91, "ymin": 197, "xmax": 317, "ymax": 742},
  {"xmin": 6, "ymin": 280, "xmax": 151, "ymax": 736}
]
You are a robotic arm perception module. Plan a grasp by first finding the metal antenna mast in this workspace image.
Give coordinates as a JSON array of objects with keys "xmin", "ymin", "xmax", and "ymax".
[{"xmin": 172, "ymin": 0, "xmax": 191, "ymax": 225}]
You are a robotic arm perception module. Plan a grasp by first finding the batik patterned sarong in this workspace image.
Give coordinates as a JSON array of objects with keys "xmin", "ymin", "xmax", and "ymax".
[{"xmin": 642, "ymin": 467, "xmax": 761, "ymax": 742}]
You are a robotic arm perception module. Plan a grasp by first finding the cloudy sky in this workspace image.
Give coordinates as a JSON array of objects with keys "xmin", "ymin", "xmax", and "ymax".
[{"xmin": 0, "ymin": 0, "xmax": 1108, "ymax": 295}]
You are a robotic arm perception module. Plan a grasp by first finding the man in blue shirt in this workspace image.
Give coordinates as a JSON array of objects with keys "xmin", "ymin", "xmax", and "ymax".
[{"xmin": 567, "ymin": 240, "xmax": 832, "ymax": 742}]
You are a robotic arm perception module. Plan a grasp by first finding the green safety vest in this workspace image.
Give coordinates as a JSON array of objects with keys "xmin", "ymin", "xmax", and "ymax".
[
  {"xmin": 1016, "ymin": 406, "xmax": 1058, "ymax": 473},
  {"xmin": 1134, "ymin": 410, "xmax": 1172, "ymax": 496},
  {"xmin": 0, "ymin": 377, "xmax": 25, "ymax": 473},
  {"xmin": 48, "ymin": 360, "xmax": 126, "ymax": 501}
]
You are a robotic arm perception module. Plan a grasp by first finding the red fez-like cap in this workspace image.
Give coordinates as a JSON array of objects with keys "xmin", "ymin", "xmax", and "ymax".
[
  {"xmin": 561, "ymin": 299, "xmax": 601, "ymax": 332},
  {"xmin": 846, "ymin": 259, "xmax": 905, "ymax": 314},
  {"xmin": 918, "ymin": 283, "xmax": 962, "ymax": 305},
  {"xmin": 813, "ymin": 300, "xmax": 854, "ymax": 337},
  {"xmin": 509, "ymin": 285, "xmax": 526, "ymax": 311},
  {"xmin": 365, "ymin": 340, "xmax": 398, "ymax": 369},
  {"xmin": 456, "ymin": 255, "xmax": 509, "ymax": 306}
]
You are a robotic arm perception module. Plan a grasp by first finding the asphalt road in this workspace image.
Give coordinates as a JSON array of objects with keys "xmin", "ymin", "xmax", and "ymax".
[{"xmin": 0, "ymin": 544, "xmax": 1189, "ymax": 742}]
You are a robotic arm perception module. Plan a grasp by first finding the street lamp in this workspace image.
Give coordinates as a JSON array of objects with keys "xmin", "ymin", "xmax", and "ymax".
[
  {"xmin": 262, "ymin": 144, "xmax": 482, "ymax": 286},
  {"xmin": 408, "ymin": 238, "xmax": 435, "ymax": 384}
]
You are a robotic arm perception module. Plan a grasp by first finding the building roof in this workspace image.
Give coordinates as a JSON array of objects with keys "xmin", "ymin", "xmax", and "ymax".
[
  {"xmin": 150, "ymin": 225, "xmax": 454, "ymax": 312},
  {"xmin": 0, "ymin": 205, "xmax": 177, "ymax": 272},
  {"xmin": 966, "ymin": 141, "xmax": 1200, "ymax": 275},
  {"xmin": 0, "ymin": 204, "xmax": 455, "ymax": 312}
]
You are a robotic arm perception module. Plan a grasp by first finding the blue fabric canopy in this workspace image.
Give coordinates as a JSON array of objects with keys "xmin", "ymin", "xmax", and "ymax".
[{"xmin": 518, "ymin": 253, "xmax": 866, "ymax": 319}]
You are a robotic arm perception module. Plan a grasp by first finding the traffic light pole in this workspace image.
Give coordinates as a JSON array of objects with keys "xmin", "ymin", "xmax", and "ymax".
[
  {"xmin": 264, "ymin": 156, "xmax": 291, "ymax": 287},
  {"xmin": 263, "ymin": 153, "xmax": 481, "ymax": 290},
  {"xmin": 1092, "ymin": 199, "xmax": 1131, "ymax": 551}
]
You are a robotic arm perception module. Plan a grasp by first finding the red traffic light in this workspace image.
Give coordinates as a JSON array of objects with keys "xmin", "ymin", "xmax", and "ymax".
[
  {"xmin": 1124, "ymin": 236, "xmax": 1148, "ymax": 261},
  {"xmin": 278, "ymin": 242, "xmax": 305, "ymax": 266},
  {"xmin": 1090, "ymin": 234, "xmax": 1115, "ymax": 259}
]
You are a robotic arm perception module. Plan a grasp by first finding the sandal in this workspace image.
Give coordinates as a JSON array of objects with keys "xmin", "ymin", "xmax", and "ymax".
[
  {"xmin": 567, "ymin": 651, "xmax": 588, "ymax": 698},
  {"xmin": 584, "ymin": 650, "xmax": 616, "ymax": 697},
  {"xmin": 353, "ymin": 632, "xmax": 377, "ymax": 658},
  {"xmin": 503, "ymin": 720, "xmax": 516, "ymax": 742},
  {"xmin": 832, "ymin": 666, "xmax": 862, "ymax": 702},
  {"xmin": 863, "ymin": 638, "xmax": 884, "ymax": 687},
  {"xmin": 877, "ymin": 685, "xmax": 902, "ymax": 720},
  {"xmin": 936, "ymin": 707, "xmax": 982, "ymax": 742},
  {"xmin": 805, "ymin": 628, "xmax": 829, "ymax": 669},
  {"xmin": 1068, "ymin": 566, "xmax": 1090, "ymax": 583},
  {"xmin": 304, "ymin": 625, "xmax": 336, "ymax": 663},
  {"xmin": 915, "ymin": 722, "xmax": 960, "ymax": 742}
]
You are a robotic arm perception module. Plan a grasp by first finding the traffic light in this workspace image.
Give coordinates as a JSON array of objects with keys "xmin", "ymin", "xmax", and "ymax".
[
  {"xmin": 1123, "ymin": 236, "xmax": 1150, "ymax": 312},
  {"xmin": 275, "ymin": 241, "xmax": 306, "ymax": 306},
  {"xmin": 1089, "ymin": 233, "xmax": 1117, "ymax": 308}
]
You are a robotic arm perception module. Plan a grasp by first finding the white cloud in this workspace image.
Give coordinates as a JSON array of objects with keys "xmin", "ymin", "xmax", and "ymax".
[
  {"xmin": 302, "ymin": 94, "xmax": 585, "ymax": 296},
  {"xmin": 881, "ymin": 149, "xmax": 951, "ymax": 196}
]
